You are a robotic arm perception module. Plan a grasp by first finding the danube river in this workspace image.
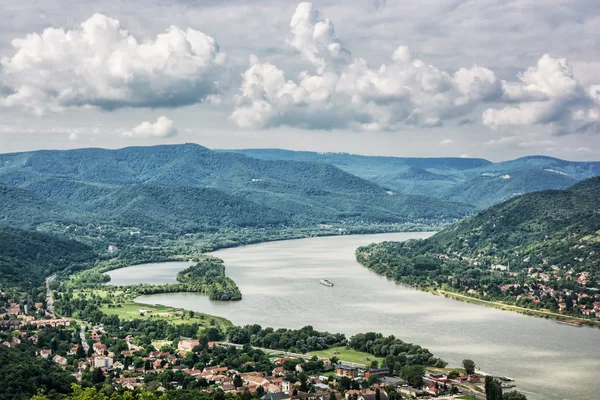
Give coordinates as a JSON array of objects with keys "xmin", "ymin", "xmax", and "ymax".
[{"xmin": 108, "ymin": 232, "xmax": 600, "ymax": 400}]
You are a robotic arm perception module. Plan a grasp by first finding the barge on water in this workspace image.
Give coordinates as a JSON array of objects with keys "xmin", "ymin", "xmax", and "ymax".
[{"xmin": 556, "ymin": 320, "xmax": 585, "ymax": 327}]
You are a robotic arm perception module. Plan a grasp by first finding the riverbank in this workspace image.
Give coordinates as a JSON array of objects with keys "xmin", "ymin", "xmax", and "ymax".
[
  {"xmin": 434, "ymin": 289, "xmax": 600, "ymax": 328},
  {"xmin": 73, "ymin": 232, "xmax": 600, "ymax": 400},
  {"xmin": 89, "ymin": 223, "xmax": 440, "ymax": 277},
  {"xmin": 355, "ymin": 250, "xmax": 599, "ymax": 329}
]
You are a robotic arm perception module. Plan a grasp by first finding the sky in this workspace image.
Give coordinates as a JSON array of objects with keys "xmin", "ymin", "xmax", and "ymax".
[{"xmin": 0, "ymin": 0, "xmax": 599, "ymax": 161}]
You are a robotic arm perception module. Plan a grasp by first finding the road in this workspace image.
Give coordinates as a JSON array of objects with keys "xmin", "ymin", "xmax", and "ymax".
[
  {"xmin": 45, "ymin": 274, "xmax": 56, "ymax": 314},
  {"xmin": 79, "ymin": 324, "xmax": 90, "ymax": 354}
]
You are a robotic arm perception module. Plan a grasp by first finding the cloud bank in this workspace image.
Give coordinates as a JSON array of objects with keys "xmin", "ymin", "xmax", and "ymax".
[
  {"xmin": 483, "ymin": 55, "xmax": 600, "ymax": 134},
  {"xmin": 231, "ymin": 2, "xmax": 599, "ymax": 135},
  {"xmin": 231, "ymin": 2, "xmax": 502, "ymax": 131},
  {"xmin": 0, "ymin": 1, "xmax": 597, "ymax": 139},
  {"xmin": 0, "ymin": 13, "xmax": 225, "ymax": 114}
]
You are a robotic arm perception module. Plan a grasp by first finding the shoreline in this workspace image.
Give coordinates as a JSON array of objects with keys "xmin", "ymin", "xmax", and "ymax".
[
  {"xmin": 355, "ymin": 259, "xmax": 600, "ymax": 329},
  {"xmin": 433, "ymin": 289, "xmax": 600, "ymax": 328},
  {"xmin": 93, "ymin": 225, "xmax": 439, "ymax": 276}
]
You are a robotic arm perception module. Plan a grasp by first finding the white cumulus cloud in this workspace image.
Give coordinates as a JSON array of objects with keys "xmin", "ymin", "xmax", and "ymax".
[
  {"xmin": 483, "ymin": 54, "xmax": 600, "ymax": 134},
  {"xmin": 231, "ymin": 2, "xmax": 502, "ymax": 131},
  {"xmin": 288, "ymin": 2, "xmax": 352, "ymax": 73},
  {"xmin": 0, "ymin": 13, "xmax": 226, "ymax": 114},
  {"xmin": 121, "ymin": 116, "xmax": 178, "ymax": 138}
]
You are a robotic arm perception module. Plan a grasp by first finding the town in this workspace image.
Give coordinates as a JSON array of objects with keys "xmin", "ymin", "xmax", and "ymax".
[
  {"xmin": 1, "ymin": 294, "xmax": 500, "ymax": 400},
  {"xmin": 437, "ymin": 245, "xmax": 600, "ymax": 321}
]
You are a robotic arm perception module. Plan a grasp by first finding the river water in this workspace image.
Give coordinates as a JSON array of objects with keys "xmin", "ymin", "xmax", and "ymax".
[{"xmin": 108, "ymin": 232, "xmax": 600, "ymax": 400}]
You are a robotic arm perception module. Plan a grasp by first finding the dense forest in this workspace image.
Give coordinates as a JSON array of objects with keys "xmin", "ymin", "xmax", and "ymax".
[
  {"xmin": 226, "ymin": 325, "xmax": 347, "ymax": 353},
  {"xmin": 356, "ymin": 178, "xmax": 600, "ymax": 317},
  {"xmin": 226, "ymin": 150, "xmax": 600, "ymax": 207},
  {"xmin": 224, "ymin": 325, "xmax": 445, "ymax": 369},
  {"xmin": 0, "ymin": 226, "xmax": 96, "ymax": 290},
  {"xmin": 0, "ymin": 144, "xmax": 473, "ymax": 235},
  {"xmin": 0, "ymin": 345, "xmax": 74, "ymax": 400},
  {"xmin": 176, "ymin": 256, "xmax": 242, "ymax": 301}
]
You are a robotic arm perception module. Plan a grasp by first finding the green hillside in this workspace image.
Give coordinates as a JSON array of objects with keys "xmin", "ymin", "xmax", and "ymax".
[
  {"xmin": 356, "ymin": 177, "xmax": 600, "ymax": 318},
  {"xmin": 443, "ymin": 169, "xmax": 578, "ymax": 208},
  {"xmin": 225, "ymin": 149, "xmax": 600, "ymax": 207},
  {"xmin": 0, "ymin": 144, "xmax": 474, "ymax": 233},
  {"xmin": 0, "ymin": 226, "xmax": 96, "ymax": 290},
  {"xmin": 0, "ymin": 185, "xmax": 85, "ymax": 228}
]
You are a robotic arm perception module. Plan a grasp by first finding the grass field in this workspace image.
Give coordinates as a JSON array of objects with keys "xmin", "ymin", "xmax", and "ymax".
[
  {"xmin": 100, "ymin": 302, "xmax": 232, "ymax": 331},
  {"xmin": 73, "ymin": 289, "xmax": 124, "ymax": 299},
  {"xmin": 308, "ymin": 347, "xmax": 384, "ymax": 367}
]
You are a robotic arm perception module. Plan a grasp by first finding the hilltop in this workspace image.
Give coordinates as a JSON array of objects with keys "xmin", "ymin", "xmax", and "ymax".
[
  {"xmin": 224, "ymin": 149, "xmax": 600, "ymax": 208},
  {"xmin": 356, "ymin": 177, "xmax": 600, "ymax": 319},
  {"xmin": 0, "ymin": 144, "xmax": 473, "ymax": 233}
]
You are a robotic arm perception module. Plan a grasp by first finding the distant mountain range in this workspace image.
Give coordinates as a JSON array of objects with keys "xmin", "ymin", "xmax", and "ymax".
[
  {"xmin": 0, "ymin": 144, "xmax": 472, "ymax": 233},
  {"xmin": 223, "ymin": 149, "xmax": 600, "ymax": 208}
]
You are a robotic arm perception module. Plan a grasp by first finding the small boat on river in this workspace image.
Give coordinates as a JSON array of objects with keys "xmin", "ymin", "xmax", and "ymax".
[
  {"xmin": 498, "ymin": 376, "xmax": 514, "ymax": 382},
  {"xmin": 319, "ymin": 279, "xmax": 334, "ymax": 287}
]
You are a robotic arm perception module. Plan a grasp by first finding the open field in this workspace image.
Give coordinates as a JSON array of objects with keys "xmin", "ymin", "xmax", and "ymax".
[
  {"xmin": 100, "ymin": 302, "xmax": 233, "ymax": 331},
  {"xmin": 309, "ymin": 346, "xmax": 384, "ymax": 367},
  {"xmin": 73, "ymin": 289, "xmax": 125, "ymax": 299}
]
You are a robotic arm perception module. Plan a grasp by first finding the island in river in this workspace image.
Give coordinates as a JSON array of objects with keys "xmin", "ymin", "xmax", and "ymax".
[{"xmin": 105, "ymin": 232, "xmax": 600, "ymax": 400}]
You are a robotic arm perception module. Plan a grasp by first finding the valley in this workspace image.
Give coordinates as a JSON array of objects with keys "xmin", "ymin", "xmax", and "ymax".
[{"xmin": 1, "ymin": 144, "xmax": 599, "ymax": 400}]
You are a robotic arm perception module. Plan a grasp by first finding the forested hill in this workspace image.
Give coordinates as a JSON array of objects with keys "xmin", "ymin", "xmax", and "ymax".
[
  {"xmin": 356, "ymin": 177, "xmax": 600, "ymax": 317},
  {"xmin": 0, "ymin": 144, "xmax": 474, "ymax": 233},
  {"xmin": 434, "ymin": 176, "xmax": 600, "ymax": 251},
  {"xmin": 225, "ymin": 149, "xmax": 600, "ymax": 208},
  {"xmin": 0, "ymin": 226, "xmax": 96, "ymax": 290}
]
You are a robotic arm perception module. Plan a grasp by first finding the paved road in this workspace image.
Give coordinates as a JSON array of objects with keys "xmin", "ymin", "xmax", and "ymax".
[
  {"xmin": 45, "ymin": 275, "xmax": 56, "ymax": 314},
  {"xmin": 79, "ymin": 324, "xmax": 90, "ymax": 353}
]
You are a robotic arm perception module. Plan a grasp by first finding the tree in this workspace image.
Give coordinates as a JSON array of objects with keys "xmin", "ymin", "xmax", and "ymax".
[
  {"xmin": 375, "ymin": 388, "xmax": 381, "ymax": 400},
  {"xmin": 485, "ymin": 376, "xmax": 494, "ymax": 398},
  {"xmin": 370, "ymin": 360, "xmax": 379, "ymax": 369},
  {"xmin": 298, "ymin": 372, "xmax": 309, "ymax": 392},
  {"xmin": 400, "ymin": 365, "xmax": 425, "ymax": 388},
  {"xmin": 503, "ymin": 391, "xmax": 527, "ymax": 400},
  {"xmin": 292, "ymin": 388, "xmax": 298, "ymax": 396},
  {"xmin": 90, "ymin": 367, "xmax": 105, "ymax": 384},
  {"xmin": 485, "ymin": 376, "xmax": 503, "ymax": 400},
  {"xmin": 330, "ymin": 392, "xmax": 337, "ymax": 400},
  {"xmin": 447, "ymin": 370, "xmax": 460, "ymax": 379},
  {"xmin": 462, "ymin": 359, "xmax": 476, "ymax": 375},
  {"xmin": 367, "ymin": 375, "xmax": 379, "ymax": 386},
  {"xmin": 234, "ymin": 374, "xmax": 244, "ymax": 388},
  {"xmin": 214, "ymin": 389, "xmax": 225, "ymax": 400},
  {"xmin": 76, "ymin": 345, "xmax": 86, "ymax": 359},
  {"xmin": 338, "ymin": 376, "xmax": 352, "ymax": 391}
]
